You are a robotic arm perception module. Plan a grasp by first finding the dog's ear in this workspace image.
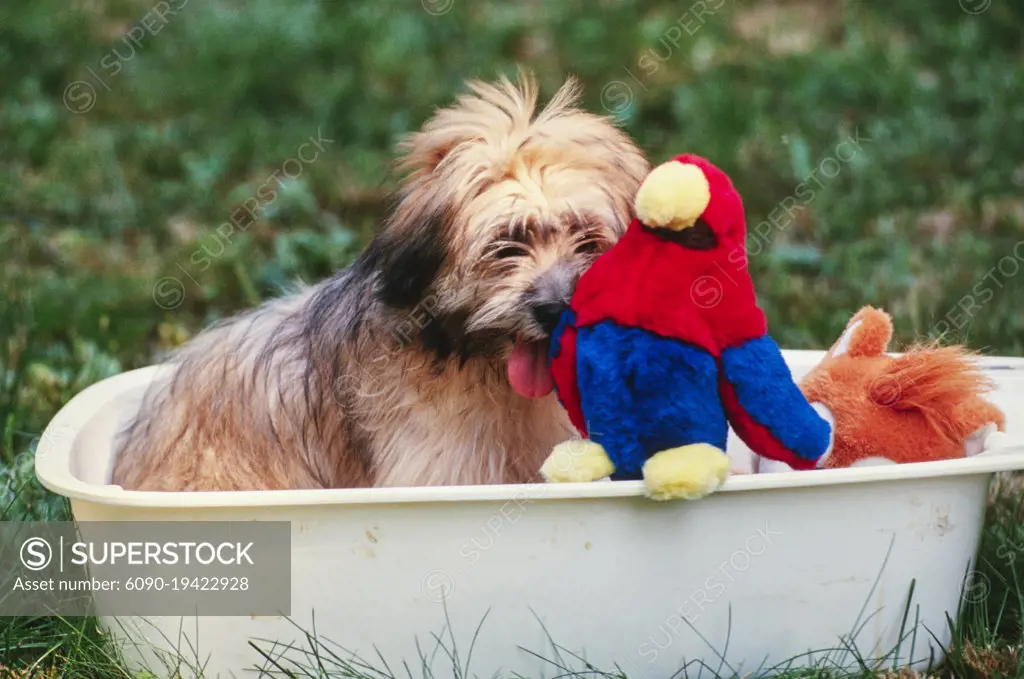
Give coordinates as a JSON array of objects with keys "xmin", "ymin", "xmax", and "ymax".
[{"xmin": 361, "ymin": 192, "xmax": 451, "ymax": 309}]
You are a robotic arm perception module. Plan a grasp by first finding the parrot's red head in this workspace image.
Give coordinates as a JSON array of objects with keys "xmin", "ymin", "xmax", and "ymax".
[{"xmin": 633, "ymin": 153, "xmax": 745, "ymax": 252}]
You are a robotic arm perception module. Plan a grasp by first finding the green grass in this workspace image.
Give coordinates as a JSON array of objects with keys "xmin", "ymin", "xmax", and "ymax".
[{"xmin": 2, "ymin": 0, "xmax": 1024, "ymax": 675}]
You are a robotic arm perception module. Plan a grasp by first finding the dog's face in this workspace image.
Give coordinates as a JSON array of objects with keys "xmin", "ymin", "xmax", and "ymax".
[{"xmin": 363, "ymin": 73, "xmax": 650, "ymax": 398}]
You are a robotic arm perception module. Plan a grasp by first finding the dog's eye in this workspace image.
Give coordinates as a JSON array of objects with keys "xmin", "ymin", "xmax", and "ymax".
[
  {"xmin": 494, "ymin": 244, "xmax": 526, "ymax": 259},
  {"xmin": 575, "ymin": 240, "xmax": 601, "ymax": 255},
  {"xmin": 493, "ymin": 228, "xmax": 531, "ymax": 259}
]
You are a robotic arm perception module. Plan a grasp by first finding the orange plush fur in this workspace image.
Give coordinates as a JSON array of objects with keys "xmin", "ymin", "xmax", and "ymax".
[{"xmin": 797, "ymin": 306, "xmax": 1005, "ymax": 468}]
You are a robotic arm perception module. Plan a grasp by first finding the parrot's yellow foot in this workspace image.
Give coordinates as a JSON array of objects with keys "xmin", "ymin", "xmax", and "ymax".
[
  {"xmin": 540, "ymin": 440, "xmax": 615, "ymax": 483},
  {"xmin": 642, "ymin": 443, "xmax": 730, "ymax": 501}
]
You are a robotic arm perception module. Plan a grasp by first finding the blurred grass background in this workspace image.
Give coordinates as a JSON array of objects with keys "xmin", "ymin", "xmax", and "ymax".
[{"xmin": 1, "ymin": 0, "xmax": 1024, "ymax": 675}]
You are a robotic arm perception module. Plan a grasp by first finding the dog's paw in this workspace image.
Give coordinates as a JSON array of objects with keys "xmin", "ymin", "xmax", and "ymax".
[{"xmin": 540, "ymin": 440, "xmax": 614, "ymax": 483}]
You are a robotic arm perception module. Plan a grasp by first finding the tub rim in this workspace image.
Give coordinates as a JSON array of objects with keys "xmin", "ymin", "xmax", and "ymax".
[{"xmin": 35, "ymin": 351, "xmax": 1024, "ymax": 509}]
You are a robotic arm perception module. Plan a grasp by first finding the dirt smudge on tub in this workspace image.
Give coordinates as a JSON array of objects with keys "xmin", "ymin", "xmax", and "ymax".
[
  {"xmin": 585, "ymin": 541, "xmax": 592, "ymax": 551},
  {"xmin": 366, "ymin": 528, "xmax": 379, "ymax": 543},
  {"xmin": 934, "ymin": 507, "xmax": 953, "ymax": 536},
  {"xmin": 353, "ymin": 544, "xmax": 376, "ymax": 558}
]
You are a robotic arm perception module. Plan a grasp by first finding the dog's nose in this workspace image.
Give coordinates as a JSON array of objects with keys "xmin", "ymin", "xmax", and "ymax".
[{"xmin": 532, "ymin": 300, "xmax": 567, "ymax": 334}]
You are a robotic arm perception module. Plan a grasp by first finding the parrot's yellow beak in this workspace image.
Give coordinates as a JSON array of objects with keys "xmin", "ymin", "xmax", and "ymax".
[{"xmin": 634, "ymin": 162, "xmax": 711, "ymax": 231}]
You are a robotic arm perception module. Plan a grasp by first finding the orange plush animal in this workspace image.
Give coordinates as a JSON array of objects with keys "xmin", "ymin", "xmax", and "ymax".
[{"xmin": 756, "ymin": 306, "xmax": 1005, "ymax": 472}]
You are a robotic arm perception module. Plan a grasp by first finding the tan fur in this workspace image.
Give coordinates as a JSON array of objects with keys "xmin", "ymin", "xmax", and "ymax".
[{"xmin": 112, "ymin": 71, "xmax": 650, "ymax": 491}]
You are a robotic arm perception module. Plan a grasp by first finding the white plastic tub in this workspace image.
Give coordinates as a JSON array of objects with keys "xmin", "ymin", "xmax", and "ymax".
[{"xmin": 35, "ymin": 350, "xmax": 1024, "ymax": 678}]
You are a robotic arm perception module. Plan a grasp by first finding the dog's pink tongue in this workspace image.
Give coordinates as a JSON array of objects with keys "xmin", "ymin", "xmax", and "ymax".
[{"xmin": 508, "ymin": 339, "xmax": 554, "ymax": 398}]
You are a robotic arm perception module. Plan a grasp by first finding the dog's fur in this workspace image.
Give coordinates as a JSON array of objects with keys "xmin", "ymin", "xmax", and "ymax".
[{"xmin": 112, "ymin": 72, "xmax": 650, "ymax": 491}]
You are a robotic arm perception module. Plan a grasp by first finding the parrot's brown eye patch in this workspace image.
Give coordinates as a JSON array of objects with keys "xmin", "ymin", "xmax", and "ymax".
[
  {"xmin": 681, "ymin": 219, "xmax": 717, "ymax": 249},
  {"xmin": 650, "ymin": 218, "xmax": 717, "ymax": 250}
]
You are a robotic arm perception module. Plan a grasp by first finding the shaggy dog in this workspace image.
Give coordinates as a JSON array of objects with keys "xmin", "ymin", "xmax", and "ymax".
[{"xmin": 112, "ymin": 72, "xmax": 650, "ymax": 491}]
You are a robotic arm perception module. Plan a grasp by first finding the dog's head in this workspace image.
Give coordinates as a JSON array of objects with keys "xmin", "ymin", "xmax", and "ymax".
[{"xmin": 361, "ymin": 71, "xmax": 649, "ymax": 398}]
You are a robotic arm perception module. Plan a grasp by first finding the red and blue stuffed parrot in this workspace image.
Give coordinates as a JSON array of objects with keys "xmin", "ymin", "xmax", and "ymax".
[{"xmin": 540, "ymin": 153, "xmax": 832, "ymax": 500}]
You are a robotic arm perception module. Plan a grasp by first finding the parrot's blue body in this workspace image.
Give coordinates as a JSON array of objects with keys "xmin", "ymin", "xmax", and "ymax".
[{"xmin": 559, "ymin": 315, "xmax": 726, "ymax": 479}]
